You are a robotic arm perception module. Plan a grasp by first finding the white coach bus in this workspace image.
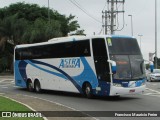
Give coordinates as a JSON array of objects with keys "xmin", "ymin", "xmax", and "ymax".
[{"xmin": 14, "ymin": 35, "xmax": 146, "ymax": 98}]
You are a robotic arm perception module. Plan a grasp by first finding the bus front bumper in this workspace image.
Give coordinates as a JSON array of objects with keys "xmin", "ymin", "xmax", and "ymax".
[{"xmin": 109, "ymin": 85, "xmax": 146, "ymax": 96}]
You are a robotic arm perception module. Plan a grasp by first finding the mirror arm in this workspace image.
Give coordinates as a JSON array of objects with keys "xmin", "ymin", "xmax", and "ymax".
[{"xmin": 108, "ymin": 60, "xmax": 117, "ymax": 74}]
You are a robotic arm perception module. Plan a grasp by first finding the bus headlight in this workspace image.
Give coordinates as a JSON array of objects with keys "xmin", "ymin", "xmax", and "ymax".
[{"xmin": 113, "ymin": 83, "xmax": 122, "ymax": 87}]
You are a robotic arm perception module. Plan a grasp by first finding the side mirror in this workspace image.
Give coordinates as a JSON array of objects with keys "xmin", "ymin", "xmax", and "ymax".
[
  {"xmin": 149, "ymin": 61, "xmax": 154, "ymax": 73},
  {"xmin": 108, "ymin": 60, "xmax": 117, "ymax": 74}
]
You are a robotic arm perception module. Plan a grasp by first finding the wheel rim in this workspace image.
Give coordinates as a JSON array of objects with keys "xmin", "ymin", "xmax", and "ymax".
[
  {"xmin": 36, "ymin": 83, "xmax": 40, "ymax": 92},
  {"xmin": 85, "ymin": 86, "xmax": 90, "ymax": 95},
  {"xmin": 35, "ymin": 81, "xmax": 41, "ymax": 92},
  {"xmin": 28, "ymin": 82, "xmax": 32, "ymax": 91}
]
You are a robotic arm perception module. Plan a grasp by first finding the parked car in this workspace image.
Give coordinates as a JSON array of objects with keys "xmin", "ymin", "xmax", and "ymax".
[{"xmin": 147, "ymin": 69, "xmax": 160, "ymax": 82}]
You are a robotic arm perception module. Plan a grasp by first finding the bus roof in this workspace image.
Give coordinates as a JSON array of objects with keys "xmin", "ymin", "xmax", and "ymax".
[{"xmin": 15, "ymin": 35, "xmax": 135, "ymax": 49}]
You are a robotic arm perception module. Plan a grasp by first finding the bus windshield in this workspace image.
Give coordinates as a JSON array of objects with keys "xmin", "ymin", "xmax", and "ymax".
[
  {"xmin": 107, "ymin": 38, "xmax": 145, "ymax": 80},
  {"xmin": 107, "ymin": 37, "xmax": 141, "ymax": 55}
]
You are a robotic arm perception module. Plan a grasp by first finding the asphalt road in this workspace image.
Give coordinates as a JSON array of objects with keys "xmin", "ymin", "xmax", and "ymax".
[{"xmin": 1, "ymin": 75, "xmax": 160, "ymax": 120}]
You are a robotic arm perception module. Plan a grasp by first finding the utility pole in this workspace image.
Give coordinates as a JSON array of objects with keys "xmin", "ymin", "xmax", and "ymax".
[
  {"xmin": 128, "ymin": 15, "xmax": 133, "ymax": 36},
  {"xmin": 102, "ymin": 0, "xmax": 125, "ymax": 35},
  {"xmin": 102, "ymin": 10, "xmax": 108, "ymax": 34},
  {"xmin": 138, "ymin": 34, "xmax": 143, "ymax": 50},
  {"xmin": 110, "ymin": 0, "xmax": 114, "ymax": 34}
]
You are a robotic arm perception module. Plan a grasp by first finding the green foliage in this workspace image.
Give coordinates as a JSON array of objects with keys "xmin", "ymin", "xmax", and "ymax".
[
  {"xmin": 0, "ymin": 96, "xmax": 31, "ymax": 111},
  {"xmin": 0, "ymin": 96, "xmax": 43, "ymax": 120},
  {"xmin": 0, "ymin": 2, "xmax": 80, "ymax": 73},
  {"xmin": 0, "ymin": 2, "xmax": 80, "ymax": 43}
]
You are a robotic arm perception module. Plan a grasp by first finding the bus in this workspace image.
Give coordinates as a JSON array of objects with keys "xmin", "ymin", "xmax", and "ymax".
[{"xmin": 14, "ymin": 35, "xmax": 146, "ymax": 98}]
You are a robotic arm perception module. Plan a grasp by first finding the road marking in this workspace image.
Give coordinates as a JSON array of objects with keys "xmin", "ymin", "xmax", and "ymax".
[
  {"xmin": 13, "ymin": 86, "xmax": 20, "ymax": 88},
  {"xmin": 1, "ymin": 86, "xmax": 8, "ymax": 89},
  {"xmin": 0, "ymin": 80, "xmax": 6, "ymax": 83},
  {"xmin": 0, "ymin": 79, "xmax": 14, "ymax": 82},
  {"xmin": 143, "ymin": 93, "xmax": 153, "ymax": 95},
  {"xmin": 0, "ymin": 79, "xmax": 14, "ymax": 87},
  {"xmin": 151, "ymin": 83, "xmax": 159, "ymax": 86},
  {"xmin": 23, "ymin": 94, "xmax": 98, "ymax": 120},
  {"xmin": 11, "ymin": 81, "xmax": 14, "ymax": 83},
  {"xmin": 0, "ymin": 95, "xmax": 48, "ymax": 120},
  {"xmin": 143, "ymin": 93, "xmax": 160, "ymax": 97},
  {"xmin": 0, "ymin": 84, "xmax": 13, "ymax": 86},
  {"xmin": 152, "ymin": 84, "xmax": 157, "ymax": 86},
  {"xmin": 146, "ymin": 88, "xmax": 160, "ymax": 94},
  {"xmin": 143, "ymin": 88, "xmax": 160, "ymax": 97}
]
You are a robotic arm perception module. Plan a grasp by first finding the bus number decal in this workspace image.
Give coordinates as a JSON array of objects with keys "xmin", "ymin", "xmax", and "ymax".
[{"xmin": 59, "ymin": 58, "xmax": 80, "ymax": 68}]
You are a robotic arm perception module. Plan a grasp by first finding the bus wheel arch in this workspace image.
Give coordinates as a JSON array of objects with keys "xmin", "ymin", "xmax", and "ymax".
[
  {"xmin": 34, "ymin": 79, "xmax": 41, "ymax": 93},
  {"xmin": 82, "ymin": 82, "xmax": 93, "ymax": 99},
  {"xmin": 26, "ymin": 79, "xmax": 33, "ymax": 92}
]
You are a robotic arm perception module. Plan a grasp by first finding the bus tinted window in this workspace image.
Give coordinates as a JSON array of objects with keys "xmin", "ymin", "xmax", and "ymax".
[
  {"xmin": 15, "ymin": 40, "xmax": 91, "ymax": 60},
  {"xmin": 92, "ymin": 38, "xmax": 107, "ymax": 57},
  {"xmin": 107, "ymin": 38, "xmax": 141, "ymax": 55}
]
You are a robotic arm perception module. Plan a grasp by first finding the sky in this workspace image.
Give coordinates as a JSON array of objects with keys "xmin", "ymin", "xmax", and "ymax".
[{"xmin": 0, "ymin": 0, "xmax": 159, "ymax": 60}]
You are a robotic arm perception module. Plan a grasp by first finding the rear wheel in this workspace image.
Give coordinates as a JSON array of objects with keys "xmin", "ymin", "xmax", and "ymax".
[
  {"xmin": 34, "ymin": 80, "xmax": 41, "ymax": 93},
  {"xmin": 27, "ymin": 80, "xmax": 33, "ymax": 92},
  {"xmin": 84, "ymin": 83, "xmax": 93, "ymax": 99}
]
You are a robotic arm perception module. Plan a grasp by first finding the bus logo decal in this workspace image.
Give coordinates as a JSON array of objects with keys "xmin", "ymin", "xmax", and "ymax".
[{"xmin": 59, "ymin": 58, "xmax": 80, "ymax": 68}]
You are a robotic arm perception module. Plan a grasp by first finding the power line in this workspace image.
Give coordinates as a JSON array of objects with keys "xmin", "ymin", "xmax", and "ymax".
[
  {"xmin": 102, "ymin": 0, "xmax": 108, "ymax": 11},
  {"xmin": 102, "ymin": 0, "xmax": 125, "ymax": 34},
  {"xmin": 68, "ymin": 0, "xmax": 102, "ymax": 24}
]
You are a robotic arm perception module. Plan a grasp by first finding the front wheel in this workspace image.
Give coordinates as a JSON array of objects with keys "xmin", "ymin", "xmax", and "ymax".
[{"xmin": 84, "ymin": 83, "xmax": 93, "ymax": 99}]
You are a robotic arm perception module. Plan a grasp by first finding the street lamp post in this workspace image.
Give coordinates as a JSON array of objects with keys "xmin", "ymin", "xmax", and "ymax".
[
  {"xmin": 138, "ymin": 35, "xmax": 143, "ymax": 50},
  {"xmin": 128, "ymin": 15, "xmax": 133, "ymax": 36},
  {"xmin": 48, "ymin": 0, "xmax": 50, "ymax": 23},
  {"xmin": 155, "ymin": 0, "xmax": 157, "ymax": 68}
]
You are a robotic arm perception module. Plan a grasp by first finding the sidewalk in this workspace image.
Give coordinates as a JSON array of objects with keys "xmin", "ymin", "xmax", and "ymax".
[{"xmin": 3, "ymin": 93, "xmax": 94, "ymax": 120}]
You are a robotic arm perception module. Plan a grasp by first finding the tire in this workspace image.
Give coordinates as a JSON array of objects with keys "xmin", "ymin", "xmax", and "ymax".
[
  {"xmin": 34, "ymin": 80, "xmax": 41, "ymax": 93},
  {"xmin": 84, "ymin": 83, "xmax": 93, "ymax": 99},
  {"xmin": 27, "ymin": 80, "xmax": 33, "ymax": 92}
]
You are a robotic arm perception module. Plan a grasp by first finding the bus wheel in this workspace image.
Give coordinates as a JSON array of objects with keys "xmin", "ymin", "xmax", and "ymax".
[
  {"xmin": 27, "ymin": 80, "xmax": 33, "ymax": 92},
  {"xmin": 34, "ymin": 80, "xmax": 41, "ymax": 93},
  {"xmin": 84, "ymin": 83, "xmax": 93, "ymax": 99}
]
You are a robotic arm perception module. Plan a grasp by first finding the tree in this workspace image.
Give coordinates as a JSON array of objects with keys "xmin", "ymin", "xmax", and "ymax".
[{"xmin": 0, "ymin": 2, "xmax": 81, "ymax": 73}]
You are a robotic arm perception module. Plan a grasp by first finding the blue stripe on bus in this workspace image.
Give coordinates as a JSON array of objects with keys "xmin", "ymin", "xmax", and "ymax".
[
  {"xmin": 27, "ymin": 57, "xmax": 98, "ymax": 92},
  {"xmin": 25, "ymin": 60, "xmax": 83, "ymax": 93},
  {"xmin": 15, "ymin": 57, "xmax": 98, "ymax": 94},
  {"xmin": 73, "ymin": 57, "xmax": 98, "ymax": 88},
  {"xmin": 25, "ymin": 60, "xmax": 66, "ymax": 79},
  {"xmin": 111, "ymin": 35, "xmax": 134, "ymax": 39},
  {"xmin": 15, "ymin": 60, "xmax": 28, "ymax": 87}
]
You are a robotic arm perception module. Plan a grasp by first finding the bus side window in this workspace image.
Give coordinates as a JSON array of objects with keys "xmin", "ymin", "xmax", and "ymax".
[
  {"xmin": 15, "ymin": 49, "xmax": 21, "ymax": 60},
  {"xmin": 75, "ymin": 40, "xmax": 90, "ymax": 57}
]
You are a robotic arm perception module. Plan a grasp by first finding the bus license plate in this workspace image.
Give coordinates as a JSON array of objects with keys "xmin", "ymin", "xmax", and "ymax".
[{"xmin": 129, "ymin": 89, "xmax": 135, "ymax": 93}]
